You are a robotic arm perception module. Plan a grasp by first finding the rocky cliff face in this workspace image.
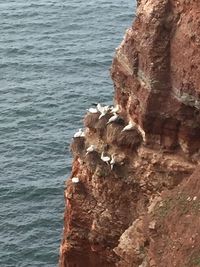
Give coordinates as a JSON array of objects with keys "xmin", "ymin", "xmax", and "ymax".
[{"xmin": 59, "ymin": 1, "xmax": 200, "ymax": 266}]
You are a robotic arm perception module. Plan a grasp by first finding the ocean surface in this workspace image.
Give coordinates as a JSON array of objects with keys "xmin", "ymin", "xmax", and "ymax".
[{"xmin": 0, "ymin": 1, "xmax": 135, "ymax": 266}]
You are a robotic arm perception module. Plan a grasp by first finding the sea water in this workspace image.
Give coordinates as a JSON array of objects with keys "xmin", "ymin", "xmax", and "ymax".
[{"xmin": 0, "ymin": 1, "xmax": 135, "ymax": 266}]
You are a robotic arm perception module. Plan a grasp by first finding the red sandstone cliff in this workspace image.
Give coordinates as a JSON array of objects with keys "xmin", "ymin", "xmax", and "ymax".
[{"xmin": 59, "ymin": 1, "xmax": 200, "ymax": 266}]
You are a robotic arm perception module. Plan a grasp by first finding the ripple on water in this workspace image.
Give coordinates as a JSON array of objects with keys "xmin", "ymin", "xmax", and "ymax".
[{"xmin": 0, "ymin": 0, "xmax": 135, "ymax": 266}]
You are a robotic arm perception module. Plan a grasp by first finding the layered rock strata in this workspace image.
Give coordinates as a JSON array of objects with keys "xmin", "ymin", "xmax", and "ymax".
[
  {"xmin": 59, "ymin": 0, "xmax": 200, "ymax": 266},
  {"xmin": 112, "ymin": 0, "xmax": 200, "ymax": 155}
]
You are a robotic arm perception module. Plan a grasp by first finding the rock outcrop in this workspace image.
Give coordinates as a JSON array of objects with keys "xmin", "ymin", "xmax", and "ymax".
[
  {"xmin": 59, "ymin": 0, "xmax": 200, "ymax": 266},
  {"xmin": 112, "ymin": 0, "xmax": 200, "ymax": 155}
]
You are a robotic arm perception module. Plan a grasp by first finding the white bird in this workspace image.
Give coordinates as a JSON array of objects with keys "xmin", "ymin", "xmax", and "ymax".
[
  {"xmin": 99, "ymin": 107, "xmax": 110, "ymax": 119},
  {"xmin": 110, "ymin": 155, "xmax": 116, "ymax": 170},
  {"xmin": 100, "ymin": 152, "xmax": 110, "ymax": 164},
  {"xmin": 87, "ymin": 107, "xmax": 98, "ymax": 113},
  {"xmin": 96, "ymin": 103, "xmax": 110, "ymax": 119},
  {"xmin": 72, "ymin": 177, "xmax": 80, "ymax": 183},
  {"xmin": 99, "ymin": 111, "xmax": 107, "ymax": 119},
  {"xmin": 97, "ymin": 103, "xmax": 104, "ymax": 113},
  {"xmin": 107, "ymin": 113, "xmax": 119, "ymax": 124},
  {"xmin": 74, "ymin": 128, "xmax": 85, "ymax": 138},
  {"xmin": 86, "ymin": 145, "xmax": 96, "ymax": 155},
  {"xmin": 104, "ymin": 105, "xmax": 110, "ymax": 112},
  {"xmin": 122, "ymin": 121, "xmax": 135, "ymax": 132},
  {"xmin": 111, "ymin": 104, "xmax": 120, "ymax": 114}
]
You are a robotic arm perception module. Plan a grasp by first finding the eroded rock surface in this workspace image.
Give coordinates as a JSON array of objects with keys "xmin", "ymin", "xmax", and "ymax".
[
  {"xmin": 112, "ymin": 0, "xmax": 200, "ymax": 155},
  {"xmin": 59, "ymin": 0, "xmax": 200, "ymax": 266}
]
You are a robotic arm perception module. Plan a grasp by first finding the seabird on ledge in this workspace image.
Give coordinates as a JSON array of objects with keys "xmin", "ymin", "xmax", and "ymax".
[
  {"xmin": 107, "ymin": 113, "xmax": 119, "ymax": 124},
  {"xmin": 110, "ymin": 154, "xmax": 116, "ymax": 170},
  {"xmin": 100, "ymin": 152, "xmax": 110, "ymax": 165},
  {"xmin": 87, "ymin": 107, "xmax": 98, "ymax": 113},
  {"xmin": 73, "ymin": 128, "xmax": 85, "ymax": 138},
  {"xmin": 86, "ymin": 144, "xmax": 96, "ymax": 155},
  {"xmin": 97, "ymin": 104, "xmax": 110, "ymax": 119},
  {"xmin": 111, "ymin": 104, "xmax": 120, "ymax": 114},
  {"xmin": 122, "ymin": 121, "xmax": 135, "ymax": 132},
  {"xmin": 72, "ymin": 177, "xmax": 80, "ymax": 183}
]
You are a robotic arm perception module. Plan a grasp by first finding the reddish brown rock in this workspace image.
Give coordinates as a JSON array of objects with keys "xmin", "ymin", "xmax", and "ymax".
[
  {"xmin": 59, "ymin": 0, "xmax": 200, "ymax": 266},
  {"xmin": 106, "ymin": 123, "xmax": 142, "ymax": 150},
  {"xmin": 111, "ymin": 0, "xmax": 200, "ymax": 154}
]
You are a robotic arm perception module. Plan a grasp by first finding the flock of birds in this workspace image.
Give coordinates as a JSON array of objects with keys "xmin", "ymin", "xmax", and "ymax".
[
  {"xmin": 74, "ymin": 103, "xmax": 137, "ymax": 138},
  {"xmin": 85, "ymin": 145, "xmax": 116, "ymax": 169},
  {"xmin": 71, "ymin": 103, "xmax": 139, "ymax": 184}
]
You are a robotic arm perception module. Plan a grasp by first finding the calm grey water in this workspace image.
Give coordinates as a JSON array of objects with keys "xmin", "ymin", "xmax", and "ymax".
[{"xmin": 0, "ymin": 1, "xmax": 135, "ymax": 266}]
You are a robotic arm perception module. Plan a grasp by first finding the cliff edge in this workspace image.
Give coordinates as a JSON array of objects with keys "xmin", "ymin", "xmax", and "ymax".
[{"xmin": 59, "ymin": 0, "xmax": 200, "ymax": 266}]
